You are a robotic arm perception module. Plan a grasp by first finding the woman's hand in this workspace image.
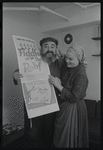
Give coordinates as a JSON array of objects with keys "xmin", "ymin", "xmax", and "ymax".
[
  {"xmin": 49, "ymin": 75, "xmax": 63, "ymax": 92},
  {"xmin": 56, "ymin": 49, "xmax": 64, "ymax": 60},
  {"xmin": 13, "ymin": 71, "xmax": 23, "ymax": 82}
]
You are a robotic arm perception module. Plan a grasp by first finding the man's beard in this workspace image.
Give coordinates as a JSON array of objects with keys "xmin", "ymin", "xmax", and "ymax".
[{"xmin": 41, "ymin": 51, "xmax": 56, "ymax": 63}]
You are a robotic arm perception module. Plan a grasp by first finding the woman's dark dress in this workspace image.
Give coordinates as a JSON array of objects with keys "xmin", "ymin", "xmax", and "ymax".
[{"xmin": 53, "ymin": 63, "xmax": 89, "ymax": 148}]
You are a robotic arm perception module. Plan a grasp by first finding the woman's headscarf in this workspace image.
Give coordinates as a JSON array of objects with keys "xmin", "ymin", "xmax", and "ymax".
[{"xmin": 67, "ymin": 45, "xmax": 88, "ymax": 67}]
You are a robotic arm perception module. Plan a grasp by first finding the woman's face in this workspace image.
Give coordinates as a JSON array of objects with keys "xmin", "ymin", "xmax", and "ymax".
[{"xmin": 65, "ymin": 49, "xmax": 79, "ymax": 68}]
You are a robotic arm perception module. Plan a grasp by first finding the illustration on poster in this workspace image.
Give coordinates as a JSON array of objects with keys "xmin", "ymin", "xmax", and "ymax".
[
  {"xmin": 18, "ymin": 43, "xmax": 41, "ymax": 61},
  {"xmin": 26, "ymin": 80, "xmax": 51, "ymax": 104},
  {"xmin": 22, "ymin": 61, "xmax": 42, "ymax": 72},
  {"xmin": 18, "ymin": 43, "xmax": 42, "ymax": 72}
]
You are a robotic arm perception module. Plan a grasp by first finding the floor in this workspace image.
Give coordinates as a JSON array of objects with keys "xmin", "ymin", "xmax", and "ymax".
[{"xmin": 2, "ymin": 135, "xmax": 101, "ymax": 149}]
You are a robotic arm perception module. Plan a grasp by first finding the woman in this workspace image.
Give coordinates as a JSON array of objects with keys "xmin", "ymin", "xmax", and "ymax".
[{"xmin": 49, "ymin": 45, "xmax": 89, "ymax": 148}]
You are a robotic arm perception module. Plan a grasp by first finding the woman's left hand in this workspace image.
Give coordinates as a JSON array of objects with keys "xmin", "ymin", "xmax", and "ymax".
[{"xmin": 49, "ymin": 75, "xmax": 63, "ymax": 91}]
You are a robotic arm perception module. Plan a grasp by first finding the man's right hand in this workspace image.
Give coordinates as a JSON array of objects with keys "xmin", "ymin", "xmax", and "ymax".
[{"xmin": 13, "ymin": 70, "xmax": 23, "ymax": 82}]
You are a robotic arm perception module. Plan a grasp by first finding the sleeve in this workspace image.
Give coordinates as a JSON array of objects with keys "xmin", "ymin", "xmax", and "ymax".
[
  {"xmin": 13, "ymin": 68, "xmax": 19, "ymax": 85},
  {"xmin": 60, "ymin": 74, "xmax": 88, "ymax": 103}
]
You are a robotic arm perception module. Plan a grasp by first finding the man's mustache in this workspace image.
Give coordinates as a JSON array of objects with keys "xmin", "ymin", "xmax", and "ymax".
[{"xmin": 45, "ymin": 51, "xmax": 55, "ymax": 55}]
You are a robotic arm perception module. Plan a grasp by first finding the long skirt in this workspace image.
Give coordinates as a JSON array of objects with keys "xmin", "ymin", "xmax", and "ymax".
[{"xmin": 53, "ymin": 100, "xmax": 89, "ymax": 148}]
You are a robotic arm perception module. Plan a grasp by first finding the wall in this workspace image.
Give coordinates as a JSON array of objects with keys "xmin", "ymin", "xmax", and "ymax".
[
  {"xmin": 40, "ymin": 4, "xmax": 100, "ymax": 32},
  {"xmin": 3, "ymin": 10, "xmax": 49, "ymax": 126},
  {"xmin": 47, "ymin": 24, "xmax": 100, "ymax": 101}
]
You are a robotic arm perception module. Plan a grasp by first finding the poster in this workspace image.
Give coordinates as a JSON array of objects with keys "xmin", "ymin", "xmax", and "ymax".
[{"xmin": 13, "ymin": 35, "xmax": 59, "ymax": 118}]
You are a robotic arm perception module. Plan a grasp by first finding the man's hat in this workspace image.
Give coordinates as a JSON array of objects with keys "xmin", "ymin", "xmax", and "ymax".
[{"xmin": 40, "ymin": 37, "xmax": 58, "ymax": 47}]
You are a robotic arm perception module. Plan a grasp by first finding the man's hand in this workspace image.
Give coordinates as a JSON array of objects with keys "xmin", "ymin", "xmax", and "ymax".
[{"xmin": 12, "ymin": 70, "xmax": 23, "ymax": 82}]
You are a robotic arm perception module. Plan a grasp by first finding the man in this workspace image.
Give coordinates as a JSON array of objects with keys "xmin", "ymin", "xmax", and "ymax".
[{"xmin": 13, "ymin": 37, "xmax": 64, "ymax": 148}]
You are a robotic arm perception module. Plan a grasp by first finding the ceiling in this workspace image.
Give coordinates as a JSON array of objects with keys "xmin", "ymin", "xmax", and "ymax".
[
  {"xmin": 3, "ymin": 2, "xmax": 72, "ymax": 10},
  {"xmin": 3, "ymin": 2, "xmax": 94, "ymax": 10}
]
